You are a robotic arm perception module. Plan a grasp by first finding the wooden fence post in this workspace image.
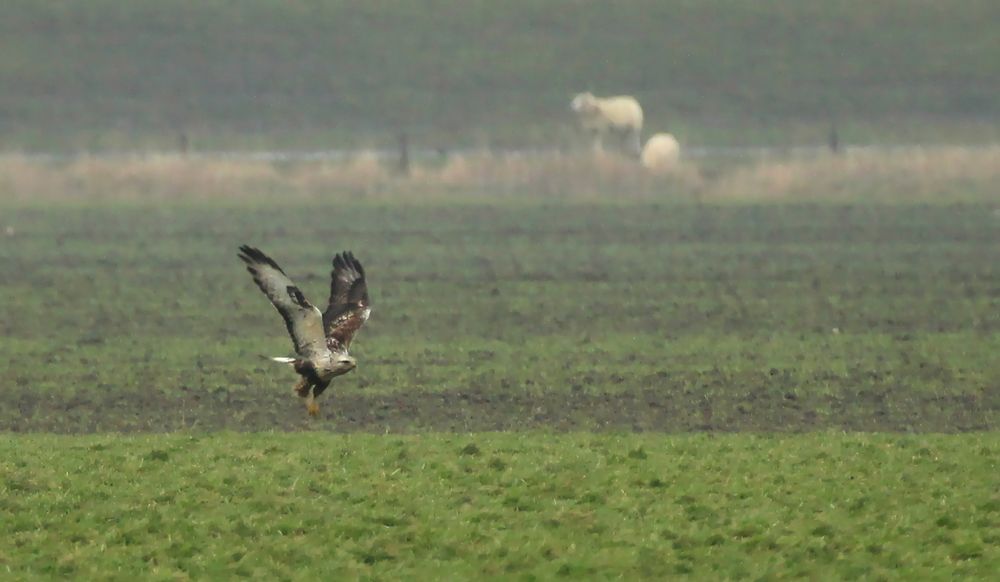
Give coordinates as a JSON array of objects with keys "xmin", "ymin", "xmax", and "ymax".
[{"xmin": 397, "ymin": 131, "xmax": 410, "ymax": 175}]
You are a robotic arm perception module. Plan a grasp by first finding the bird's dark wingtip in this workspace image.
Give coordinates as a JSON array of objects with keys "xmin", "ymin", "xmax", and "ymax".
[
  {"xmin": 349, "ymin": 252, "xmax": 365, "ymax": 276},
  {"xmin": 331, "ymin": 250, "xmax": 365, "ymax": 278},
  {"xmin": 238, "ymin": 245, "xmax": 284, "ymax": 273},
  {"xmin": 332, "ymin": 252, "xmax": 344, "ymax": 269}
]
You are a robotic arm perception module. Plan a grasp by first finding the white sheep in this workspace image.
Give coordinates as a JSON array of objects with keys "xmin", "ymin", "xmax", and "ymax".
[
  {"xmin": 570, "ymin": 92, "xmax": 644, "ymax": 157},
  {"xmin": 640, "ymin": 133, "xmax": 681, "ymax": 172}
]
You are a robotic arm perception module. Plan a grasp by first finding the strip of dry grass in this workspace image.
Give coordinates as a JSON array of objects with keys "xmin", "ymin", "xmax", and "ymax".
[
  {"xmin": 0, "ymin": 147, "xmax": 997, "ymax": 203},
  {"xmin": 703, "ymin": 147, "xmax": 1000, "ymax": 202}
]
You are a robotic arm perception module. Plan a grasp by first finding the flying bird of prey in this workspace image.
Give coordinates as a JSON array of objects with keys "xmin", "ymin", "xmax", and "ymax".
[{"xmin": 238, "ymin": 245, "xmax": 371, "ymax": 417}]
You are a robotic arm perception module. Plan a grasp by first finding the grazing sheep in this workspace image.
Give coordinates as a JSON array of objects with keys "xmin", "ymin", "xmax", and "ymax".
[
  {"xmin": 570, "ymin": 92, "xmax": 644, "ymax": 157},
  {"xmin": 640, "ymin": 133, "xmax": 681, "ymax": 172}
]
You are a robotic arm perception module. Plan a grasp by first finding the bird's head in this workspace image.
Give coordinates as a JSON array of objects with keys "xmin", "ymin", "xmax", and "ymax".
[{"xmin": 332, "ymin": 355, "xmax": 357, "ymax": 375}]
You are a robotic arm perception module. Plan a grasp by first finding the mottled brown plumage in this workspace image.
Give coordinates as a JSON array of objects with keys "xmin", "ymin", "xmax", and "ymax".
[
  {"xmin": 324, "ymin": 251, "xmax": 371, "ymax": 351},
  {"xmin": 239, "ymin": 245, "xmax": 372, "ymax": 416}
]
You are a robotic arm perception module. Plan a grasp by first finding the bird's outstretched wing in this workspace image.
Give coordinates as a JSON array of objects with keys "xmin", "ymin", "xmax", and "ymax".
[
  {"xmin": 323, "ymin": 251, "xmax": 371, "ymax": 352},
  {"xmin": 238, "ymin": 245, "xmax": 327, "ymax": 359}
]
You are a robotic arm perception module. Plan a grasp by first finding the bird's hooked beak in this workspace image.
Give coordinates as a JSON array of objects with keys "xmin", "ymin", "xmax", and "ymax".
[{"xmin": 338, "ymin": 356, "xmax": 357, "ymax": 371}]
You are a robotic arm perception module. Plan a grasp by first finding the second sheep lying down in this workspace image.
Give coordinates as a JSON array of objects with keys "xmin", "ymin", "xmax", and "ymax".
[{"xmin": 640, "ymin": 133, "xmax": 681, "ymax": 172}]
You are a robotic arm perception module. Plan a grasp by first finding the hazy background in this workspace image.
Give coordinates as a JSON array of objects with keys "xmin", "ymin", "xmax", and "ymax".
[{"xmin": 1, "ymin": 0, "xmax": 997, "ymax": 152}]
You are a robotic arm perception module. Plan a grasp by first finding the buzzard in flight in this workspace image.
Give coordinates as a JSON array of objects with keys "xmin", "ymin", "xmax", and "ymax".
[{"xmin": 238, "ymin": 245, "xmax": 371, "ymax": 417}]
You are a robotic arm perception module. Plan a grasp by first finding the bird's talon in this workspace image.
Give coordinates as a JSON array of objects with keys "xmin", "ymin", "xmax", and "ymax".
[{"xmin": 307, "ymin": 401, "xmax": 320, "ymax": 417}]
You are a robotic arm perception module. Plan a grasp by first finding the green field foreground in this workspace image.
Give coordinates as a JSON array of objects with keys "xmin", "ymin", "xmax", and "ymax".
[
  {"xmin": 1, "ymin": 157, "xmax": 998, "ymax": 576},
  {"xmin": 1, "ymin": 433, "xmax": 996, "ymax": 579}
]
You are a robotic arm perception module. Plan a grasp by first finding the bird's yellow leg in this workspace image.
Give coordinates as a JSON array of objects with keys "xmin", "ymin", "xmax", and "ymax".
[{"xmin": 306, "ymin": 389, "xmax": 320, "ymax": 417}]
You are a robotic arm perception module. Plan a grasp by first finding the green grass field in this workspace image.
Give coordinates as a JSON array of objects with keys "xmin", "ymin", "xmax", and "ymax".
[
  {"xmin": 1, "ymin": 155, "xmax": 999, "ymax": 576},
  {"xmin": 1, "ymin": 191, "xmax": 998, "ymax": 432},
  {"xmin": 1, "ymin": 0, "xmax": 997, "ymax": 150},
  {"xmin": 1, "ymin": 433, "xmax": 997, "ymax": 578}
]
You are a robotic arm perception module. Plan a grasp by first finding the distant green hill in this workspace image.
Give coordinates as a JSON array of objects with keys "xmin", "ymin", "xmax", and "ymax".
[{"xmin": 1, "ymin": 0, "xmax": 997, "ymax": 151}]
